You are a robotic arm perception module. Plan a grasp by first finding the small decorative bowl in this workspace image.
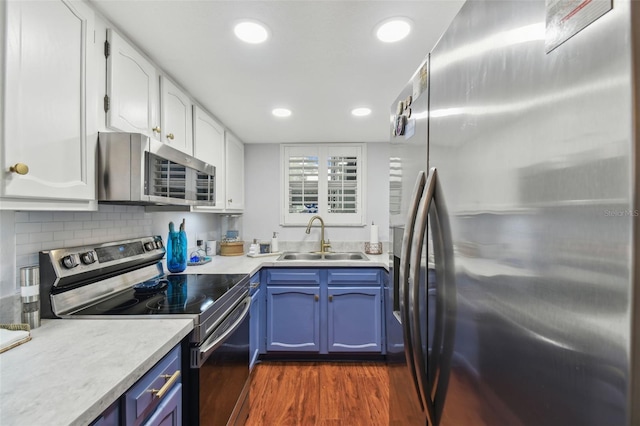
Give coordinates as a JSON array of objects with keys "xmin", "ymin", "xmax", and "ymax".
[{"xmin": 365, "ymin": 242, "xmax": 383, "ymax": 255}]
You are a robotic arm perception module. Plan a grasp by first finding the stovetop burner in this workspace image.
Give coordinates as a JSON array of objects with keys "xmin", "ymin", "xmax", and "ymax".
[{"xmin": 133, "ymin": 278, "xmax": 169, "ymax": 294}]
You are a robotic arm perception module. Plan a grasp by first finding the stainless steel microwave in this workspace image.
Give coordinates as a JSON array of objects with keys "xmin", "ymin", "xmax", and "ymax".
[{"xmin": 98, "ymin": 133, "xmax": 216, "ymax": 206}]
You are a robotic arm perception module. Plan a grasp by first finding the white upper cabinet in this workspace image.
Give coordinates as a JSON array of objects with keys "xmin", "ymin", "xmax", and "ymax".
[
  {"xmin": 225, "ymin": 132, "xmax": 245, "ymax": 211},
  {"xmin": 2, "ymin": 0, "xmax": 97, "ymax": 208},
  {"xmin": 160, "ymin": 76, "xmax": 193, "ymax": 155},
  {"xmin": 106, "ymin": 29, "xmax": 159, "ymax": 137},
  {"xmin": 193, "ymin": 106, "xmax": 225, "ymax": 209}
]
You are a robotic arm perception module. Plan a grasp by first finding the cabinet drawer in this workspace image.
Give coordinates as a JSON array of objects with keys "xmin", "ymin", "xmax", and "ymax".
[
  {"xmin": 266, "ymin": 269, "xmax": 320, "ymax": 285},
  {"xmin": 125, "ymin": 346, "xmax": 182, "ymax": 426},
  {"xmin": 327, "ymin": 269, "xmax": 382, "ymax": 286}
]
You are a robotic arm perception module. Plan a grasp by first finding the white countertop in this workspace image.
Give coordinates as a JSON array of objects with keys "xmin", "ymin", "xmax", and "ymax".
[
  {"xmin": 0, "ymin": 253, "xmax": 389, "ymax": 426},
  {"xmin": 0, "ymin": 318, "xmax": 193, "ymax": 426},
  {"xmin": 181, "ymin": 251, "xmax": 390, "ymax": 276}
]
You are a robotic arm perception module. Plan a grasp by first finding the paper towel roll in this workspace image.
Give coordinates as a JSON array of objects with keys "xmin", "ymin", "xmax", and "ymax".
[{"xmin": 370, "ymin": 223, "xmax": 379, "ymax": 244}]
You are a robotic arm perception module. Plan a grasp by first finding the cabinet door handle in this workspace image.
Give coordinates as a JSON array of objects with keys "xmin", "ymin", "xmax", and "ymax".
[
  {"xmin": 166, "ymin": 133, "xmax": 175, "ymax": 140},
  {"xmin": 149, "ymin": 370, "xmax": 181, "ymax": 399},
  {"xmin": 152, "ymin": 126, "xmax": 161, "ymax": 133},
  {"xmin": 329, "ymin": 295, "xmax": 333, "ymax": 302},
  {"xmin": 228, "ymin": 198, "xmax": 233, "ymax": 204},
  {"xmin": 9, "ymin": 163, "xmax": 29, "ymax": 175},
  {"xmin": 314, "ymin": 294, "xmax": 319, "ymax": 301}
]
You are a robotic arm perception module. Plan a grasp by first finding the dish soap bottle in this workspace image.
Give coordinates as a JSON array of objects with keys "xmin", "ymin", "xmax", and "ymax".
[
  {"xmin": 271, "ymin": 232, "xmax": 279, "ymax": 253},
  {"xmin": 167, "ymin": 219, "xmax": 187, "ymax": 273}
]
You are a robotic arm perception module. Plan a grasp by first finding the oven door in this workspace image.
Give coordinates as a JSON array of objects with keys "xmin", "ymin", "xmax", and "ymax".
[{"xmin": 188, "ymin": 296, "xmax": 251, "ymax": 426}]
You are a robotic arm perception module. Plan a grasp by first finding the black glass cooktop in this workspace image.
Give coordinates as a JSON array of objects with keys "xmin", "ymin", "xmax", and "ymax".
[{"xmin": 71, "ymin": 273, "xmax": 248, "ymax": 316}]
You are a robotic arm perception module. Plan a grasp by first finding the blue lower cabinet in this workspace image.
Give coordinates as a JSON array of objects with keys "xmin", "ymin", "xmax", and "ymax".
[
  {"xmin": 264, "ymin": 268, "xmax": 385, "ymax": 355},
  {"xmin": 90, "ymin": 399, "xmax": 120, "ymax": 426},
  {"xmin": 142, "ymin": 383, "xmax": 182, "ymax": 426},
  {"xmin": 266, "ymin": 286, "xmax": 320, "ymax": 351},
  {"xmin": 327, "ymin": 286, "xmax": 382, "ymax": 352}
]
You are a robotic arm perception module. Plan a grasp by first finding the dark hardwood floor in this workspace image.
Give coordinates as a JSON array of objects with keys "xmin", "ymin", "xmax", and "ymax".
[{"xmin": 246, "ymin": 361, "xmax": 389, "ymax": 426}]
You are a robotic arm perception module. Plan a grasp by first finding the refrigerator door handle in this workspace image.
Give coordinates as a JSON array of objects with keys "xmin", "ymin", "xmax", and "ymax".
[
  {"xmin": 409, "ymin": 167, "xmax": 457, "ymax": 426},
  {"xmin": 399, "ymin": 170, "xmax": 427, "ymax": 413},
  {"xmin": 408, "ymin": 168, "xmax": 438, "ymax": 424}
]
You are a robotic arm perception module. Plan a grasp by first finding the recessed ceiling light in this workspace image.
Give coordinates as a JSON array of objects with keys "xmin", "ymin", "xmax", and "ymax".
[
  {"xmin": 351, "ymin": 107, "xmax": 372, "ymax": 117},
  {"xmin": 234, "ymin": 20, "xmax": 269, "ymax": 44},
  {"xmin": 375, "ymin": 18, "xmax": 412, "ymax": 43},
  {"xmin": 272, "ymin": 108, "xmax": 292, "ymax": 117}
]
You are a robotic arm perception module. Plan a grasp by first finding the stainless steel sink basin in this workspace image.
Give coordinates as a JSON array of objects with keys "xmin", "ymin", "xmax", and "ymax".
[
  {"xmin": 276, "ymin": 252, "xmax": 369, "ymax": 261},
  {"xmin": 277, "ymin": 252, "xmax": 323, "ymax": 261},
  {"xmin": 323, "ymin": 252, "xmax": 368, "ymax": 260}
]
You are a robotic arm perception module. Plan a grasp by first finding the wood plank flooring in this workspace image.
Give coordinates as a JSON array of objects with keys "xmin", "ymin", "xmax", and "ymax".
[{"xmin": 246, "ymin": 362, "xmax": 389, "ymax": 426}]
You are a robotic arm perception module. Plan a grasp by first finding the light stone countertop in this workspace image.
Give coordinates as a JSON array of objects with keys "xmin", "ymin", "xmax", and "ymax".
[
  {"xmin": 179, "ymin": 251, "xmax": 390, "ymax": 276},
  {"xmin": 0, "ymin": 252, "xmax": 389, "ymax": 426},
  {"xmin": 0, "ymin": 318, "xmax": 193, "ymax": 426}
]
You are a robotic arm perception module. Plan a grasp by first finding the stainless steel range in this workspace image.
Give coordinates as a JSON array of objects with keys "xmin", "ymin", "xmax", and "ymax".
[{"xmin": 39, "ymin": 235, "xmax": 250, "ymax": 426}]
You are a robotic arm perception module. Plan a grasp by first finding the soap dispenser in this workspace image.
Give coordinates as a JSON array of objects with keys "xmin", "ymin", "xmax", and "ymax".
[{"xmin": 271, "ymin": 232, "xmax": 279, "ymax": 253}]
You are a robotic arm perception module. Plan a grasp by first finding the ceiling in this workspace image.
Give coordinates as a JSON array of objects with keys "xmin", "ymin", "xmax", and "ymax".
[{"xmin": 89, "ymin": 0, "xmax": 465, "ymax": 144}]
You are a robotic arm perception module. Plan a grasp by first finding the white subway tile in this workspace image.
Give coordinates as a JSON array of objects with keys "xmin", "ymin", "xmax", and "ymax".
[
  {"xmin": 74, "ymin": 230, "xmax": 93, "ymax": 239},
  {"xmin": 53, "ymin": 231, "xmax": 75, "ymax": 240},
  {"xmin": 15, "ymin": 222, "xmax": 42, "ymax": 234},
  {"xmin": 16, "ymin": 243, "xmax": 41, "ymax": 256},
  {"xmin": 30, "ymin": 232, "xmax": 53, "ymax": 243},
  {"xmin": 53, "ymin": 212, "xmax": 75, "ymax": 222},
  {"xmin": 74, "ymin": 212, "xmax": 92, "ymax": 221},
  {"xmin": 29, "ymin": 212, "xmax": 54, "ymax": 222},
  {"xmin": 42, "ymin": 222, "xmax": 64, "ymax": 232},
  {"xmin": 14, "ymin": 212, "xmax": 29, "ymax": 223},
  {"xmin": 64, "ymin": 221, "xmax": 84, "ymax": 231}
]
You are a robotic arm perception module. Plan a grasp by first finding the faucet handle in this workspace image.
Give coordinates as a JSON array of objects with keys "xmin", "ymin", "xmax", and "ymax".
[{"xmin": 323, "ymin": 239, "xmax": 332, "ymax": 251}]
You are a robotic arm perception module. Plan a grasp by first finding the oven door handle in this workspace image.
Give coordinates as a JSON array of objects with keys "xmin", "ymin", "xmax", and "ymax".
[{"xmin": 195, "ymin": 296, "xmax": 251, "ymax": 366}]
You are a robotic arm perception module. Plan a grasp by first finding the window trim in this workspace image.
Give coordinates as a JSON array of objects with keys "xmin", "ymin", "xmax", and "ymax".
[{"xmin": 280, "ymin": 143, "xmax": 367, "ymax": 226}]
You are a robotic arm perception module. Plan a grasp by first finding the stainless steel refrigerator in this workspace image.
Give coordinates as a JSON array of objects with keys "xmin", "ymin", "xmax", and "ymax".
[{"xmin": 387, "ymin": 1, "xmax": 639, "ymax": 425}]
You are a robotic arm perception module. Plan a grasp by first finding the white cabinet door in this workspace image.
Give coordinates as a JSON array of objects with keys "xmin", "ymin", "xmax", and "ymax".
[
  {"xmin": 160, "ymin": 76, "xmax": 192, "ymax": 155},
  {"xmin": 193, "ymin": 106, "xmax": 225, "ymax": 209},
  {"xmin": 3, "ymin": 0, "xmax": 97, "ymax": 202},
  {"xmin": 225, "ymin": 132, "xmax": 244, "ymax": 211},
  {"xmin": 106, "ymin": 29, "xmax": 159, "ymax": 137}
]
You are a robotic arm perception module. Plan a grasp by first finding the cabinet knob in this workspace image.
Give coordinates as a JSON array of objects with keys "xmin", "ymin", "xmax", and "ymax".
[
  {"xmin": 228, "ymin": 198, "xmax": 233, "ymax": 204},
  {"xmin": 329, "ymin": 295, "xmax": 333, "ymax": 302},
  {"xmin": 166, "ymin": 133, "xmax": 175, "ymax": 140},
  {"xmin": 314, "ymin": 294, "xmax": 319, "ymax": 302},
  {"xmin": 152, "ymin": 126, "xmax": 161, "ymax": 133},
  {"xmin": 9, "ymin": 163, "xmax": 29, "ymax": 175}
]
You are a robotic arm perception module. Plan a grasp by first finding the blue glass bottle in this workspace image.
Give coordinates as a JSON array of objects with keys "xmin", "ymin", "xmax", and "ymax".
[{"xmin": 167, "ymin": 220, "xmax": 187, "ymax": 273}]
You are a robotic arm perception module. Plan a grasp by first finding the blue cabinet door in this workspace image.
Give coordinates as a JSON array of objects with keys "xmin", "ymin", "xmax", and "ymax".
[
  {"xmin": 266, "ymin": 286, "xmax": 320, "ymax": 351},
  {"xmin": 327, "ymin": 286, "xmax": 382, "ymax": 352}
]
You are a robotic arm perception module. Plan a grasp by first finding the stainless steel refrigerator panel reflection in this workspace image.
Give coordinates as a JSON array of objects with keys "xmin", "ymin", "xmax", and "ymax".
[{"xmin": 428, "ymin": 1, "xmax": 634, "ymax": 425}]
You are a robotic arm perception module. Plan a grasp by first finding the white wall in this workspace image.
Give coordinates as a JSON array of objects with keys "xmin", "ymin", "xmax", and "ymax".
[{"xmin": 243, "ymin": 142, "xmax": 389, "ymax": 246}]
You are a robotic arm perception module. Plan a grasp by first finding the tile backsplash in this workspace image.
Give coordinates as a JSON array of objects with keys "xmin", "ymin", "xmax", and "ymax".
[{"xmin": 14, "ymin": 205, "xmax": 153, "ymax": 279}]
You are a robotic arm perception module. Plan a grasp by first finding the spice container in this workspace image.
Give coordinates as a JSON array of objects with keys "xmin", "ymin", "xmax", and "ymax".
[{"xmin": 20, "ymin": 266, "xmax": 40, "ymax": 329}]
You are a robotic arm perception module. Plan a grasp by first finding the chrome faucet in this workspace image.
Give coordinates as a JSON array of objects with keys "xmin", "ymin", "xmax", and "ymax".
[{"xmin": 305, "ymin": 215, "xmax": 331, "ymax": 253}]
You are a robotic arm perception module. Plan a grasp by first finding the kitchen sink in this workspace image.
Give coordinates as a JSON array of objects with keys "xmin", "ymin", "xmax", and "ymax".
[
  {"xmin": 276, "ymin": 252, "xmax": 369, "ymax": 261},
  {"xmin": 277, "ymin": 252, "xmax": 323, "ymax": 261}
]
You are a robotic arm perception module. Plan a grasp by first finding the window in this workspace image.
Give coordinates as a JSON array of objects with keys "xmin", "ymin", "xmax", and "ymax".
[{"xmin": 281, "ymin": 144, "xmax": 366, "ymax": 226}]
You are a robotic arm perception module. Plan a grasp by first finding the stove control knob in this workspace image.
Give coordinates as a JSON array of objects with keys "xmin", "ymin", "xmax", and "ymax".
[
  {"xmin": 155, "ymin": 240, "xmax": 164, "ymax": 249},
  {"xmin": 80, "ymin": 251, "xmax": 96, "ymax": 265},
  {"xmin": 144, "ymin": 242, "xmax": 156, "ymax": 251},
  {"xmin": 62, "ymin": 255, "xmax": 78, "ymax": 269}
]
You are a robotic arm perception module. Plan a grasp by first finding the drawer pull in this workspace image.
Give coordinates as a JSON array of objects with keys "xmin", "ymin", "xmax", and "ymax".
[{"xmin": 149, "ymin": 370, "xmax": 181, "ymax": 399}]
